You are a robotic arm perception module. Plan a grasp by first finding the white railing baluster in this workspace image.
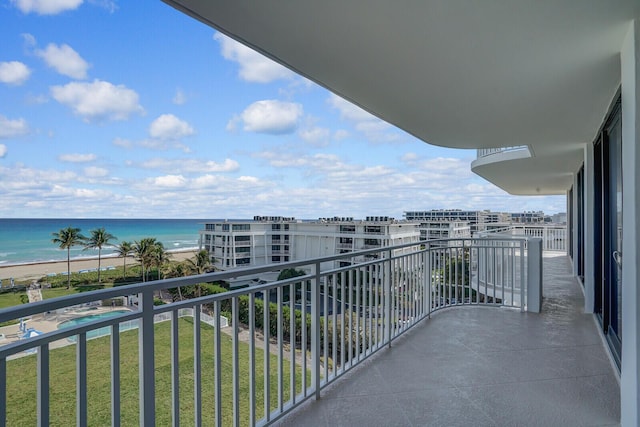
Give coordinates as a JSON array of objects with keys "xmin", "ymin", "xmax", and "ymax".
[
  {"xmin": 248, "ymin": 293, "xmax": 256, "ymax": 426},
  {"xmin": 138, "ymin": 288, "xmax": 155, "ymax": 427},
  {"xmin": 263, "ymin": 289, "xmax": 271, "ymax": 420},
  {"xmin": 520, "ymin": 240, "xmax": 526, "ymax": 312},
  {"xmin": 289, "ymin": 283, "xmax": 296, "ymax": 407},
  {"xmin": 332, "ymin": 273, "xmax": 337, "ymax": 374},
  {"xmin": 340, "ymin": 271, "xmax": 345, "ymax": 371},
  {"xmin": 214, "ymin": 300, "xmax": 222, "ymax": 426},
  {"xmin": 0, "ymin": 358, "xmax": 5, "ymax": 427},
  {"xmin": 77, "ymin": 332, "xmax": 87, "ymax": 427},
  {"xmin": 323, "ymin": 273, "xmax": 329, "ymax": 380},
  {"xmin": 232, "ymin": 297, "xmax": 240, "ymax": 427},
  {"xmin": 311, "ymin": 262, "xmax": 321, "ymax": 400},
  {"xmin": 37, "ymin": 344, "xmax": 49, "ymax": 427},
  {"xmin": 110, "ymin": 323, "xmax": 121, "ymax": 427},
  {"xmin": 194, "ymin": 305, "xmax": 202, "ymax": 427},
  {"xmin": 301, "ymin": 281, "xmax": 307, "ymax": 396},
  {"xmin": 170, "ymin": 310, "xmax": 179, "ymax": 427},
  {"xmin": 277, "ymin": 287, "xmax": 283, "ymax": 412}
]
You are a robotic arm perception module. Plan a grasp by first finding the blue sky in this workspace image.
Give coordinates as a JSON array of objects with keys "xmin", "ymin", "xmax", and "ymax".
[{"xmin": 0, "ymin": 0, "xmax": 565, "ymax": 219}]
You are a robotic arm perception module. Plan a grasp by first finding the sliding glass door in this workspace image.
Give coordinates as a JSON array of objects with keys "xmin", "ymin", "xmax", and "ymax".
[{"xmin": 594, "ymin": 96, "xmax": 622, "ymax": 367}]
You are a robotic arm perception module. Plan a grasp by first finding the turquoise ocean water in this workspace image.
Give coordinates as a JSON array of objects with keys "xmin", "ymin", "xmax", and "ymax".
[{"xmin": 0, "ymin": 218, "xmax": 207, "ymax": 266}]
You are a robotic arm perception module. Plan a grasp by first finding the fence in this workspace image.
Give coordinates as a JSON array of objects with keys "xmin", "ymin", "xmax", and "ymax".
[{"xmin": 0, "ymin": 237, "xmax": 540, "ymax": 426}]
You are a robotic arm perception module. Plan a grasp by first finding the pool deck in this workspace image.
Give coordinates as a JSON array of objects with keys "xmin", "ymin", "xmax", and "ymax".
[{"xmin": 0, "ymin": 306, "xmax": 134, "ymax": 352}]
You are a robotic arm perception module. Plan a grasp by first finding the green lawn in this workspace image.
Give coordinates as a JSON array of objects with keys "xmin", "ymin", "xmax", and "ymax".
[
  {"xmin": 0, "ymin": 290, "xmax": 26, "ymax": 309},
  {"xmin": 6, "ymin": 317, "xmax": 310, "ymax": 426}
]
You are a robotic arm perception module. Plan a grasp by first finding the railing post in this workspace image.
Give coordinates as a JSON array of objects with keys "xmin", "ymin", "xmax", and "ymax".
[
  {"xmin": 526, "ymin": 238, "xmax": 543, "ymax": 313},
  {"xmin": 424, "ymin": 243, "xmax": 431, "ymax": 319},
  {"xmin": 384, "ymin": 249, "xmax": 392, "ymax": 348},
  {"xmin": 138, "ymin": 288, "xmax": 155, "ymax": 426},
  {"xmin": 311, "ymin": 262, "xmax": 321, "ymax": 400}
]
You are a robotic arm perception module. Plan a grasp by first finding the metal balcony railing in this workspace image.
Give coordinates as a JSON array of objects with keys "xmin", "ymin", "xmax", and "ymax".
[
  {"xmin": 0, "ymin": 237, "xmax": 541, "ymax": 426},
  {"xmin": 476, "ymin": 145, "xmax": 530, "ymax": 159},
  {"xmin": 478, "ymin": 224, "xmax": 567, "ymax": 253}
]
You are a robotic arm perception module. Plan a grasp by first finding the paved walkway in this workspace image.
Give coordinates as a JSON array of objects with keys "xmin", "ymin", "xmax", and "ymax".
[
  {"xmin": 26, "ymin": 287, "xmax": 42, "ymax": 303},
  {"xmin": 279, "ymin": 255, "xmax": 620, "ymax": 426}
]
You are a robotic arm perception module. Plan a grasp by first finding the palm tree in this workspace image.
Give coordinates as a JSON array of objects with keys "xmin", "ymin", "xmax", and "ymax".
[
  {"xmin": 152, "ymin": 242, "xmax": 172, "ymax": 280},
  {"xmin": 133, "ymin": 238, "xmax": 158, "ymax": 282},
  {"xmin": 163, "ymin": 261, "xmax": 189, "ymax": 301},
  {"xmin": 186, "ymin": 249, "xmax": 212, "ymax": 275},
  {"xmin": 84, "ymin": 228, "xmax": 117, "ymax": 283},
  {"xmin": 185, "ymin": 250, "xmax": 213, "ymax": 297},
  {"xmin": 51, "ymin": 227, "xmax": 86, "ymax": 289},
  {"xmin": 115, "ymin": 241, "xmax": 133, "ymax": 279}
]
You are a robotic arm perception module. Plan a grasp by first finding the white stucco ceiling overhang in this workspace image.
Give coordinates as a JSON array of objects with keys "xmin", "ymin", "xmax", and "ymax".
[{"xmin": 162, "ymin": 1, "xmax": 639, "ymax": 195}]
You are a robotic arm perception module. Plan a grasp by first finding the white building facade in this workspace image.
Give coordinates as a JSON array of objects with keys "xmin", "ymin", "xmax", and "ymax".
[{"xmin": 200, "ymin": 216, "xmax": 421, "ymax": 270}]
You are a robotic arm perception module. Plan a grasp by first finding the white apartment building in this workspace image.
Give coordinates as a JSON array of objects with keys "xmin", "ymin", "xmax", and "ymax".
[
  {"xmin": 417, "ymin": 220, "xmax": 471, "ymax": 243},
  {"xmin": 200, "ymin": 216, "xmax": 421, "ymax": 270},
  {"xmin": 404, "ymin": 209, "xmax": 510, "ymax": 233}
]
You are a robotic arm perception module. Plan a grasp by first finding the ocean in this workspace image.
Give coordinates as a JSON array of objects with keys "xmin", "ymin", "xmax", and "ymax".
[{"xmin": 0, "ymin": 218, "xmax": 207, "ymax": 266}]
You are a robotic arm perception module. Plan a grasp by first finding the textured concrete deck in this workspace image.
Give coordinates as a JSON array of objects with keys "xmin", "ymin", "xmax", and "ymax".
[{"xmin": 278, "ymin": 255, "xmax": 620, "ymax": 426}]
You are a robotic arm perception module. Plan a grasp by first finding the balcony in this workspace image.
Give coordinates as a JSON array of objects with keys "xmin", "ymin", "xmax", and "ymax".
[
  {"xmin": 279, "ymin": 254, "xmax": 619, "ymax": 426},
  {"xmin": 0, "ymin": 236, "xmax": 618, "ymax": 426}
]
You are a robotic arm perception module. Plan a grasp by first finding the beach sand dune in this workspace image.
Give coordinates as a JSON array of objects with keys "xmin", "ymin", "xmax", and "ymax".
[{"xmin": 0, "ymin": 250, "xmax": 198, "ymax": 282}]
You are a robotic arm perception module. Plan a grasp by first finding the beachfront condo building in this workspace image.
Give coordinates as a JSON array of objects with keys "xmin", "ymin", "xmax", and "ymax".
[
  {"xmin": 404, "ymin": 209, "xmax": 510, "ymax": 233},
  {"xmin": 1, "ymin": 2, "xmax": 637, "ymax": 426},
  {"xmin": 199, "ymin": 216, "xmax": 421, "ymax": 270}
]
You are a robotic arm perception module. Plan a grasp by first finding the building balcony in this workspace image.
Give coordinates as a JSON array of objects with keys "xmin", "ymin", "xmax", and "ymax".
[
  {"xmin": 0, "ymin": 234, "xmax": 617, "ymax": 426},
  {"xmin": 336, "ymin": 243, "xmax": 353, "ymax": 249},
  {"xmin": 280, "ymin": 254, "xmax": 618, "ymax": 426}
]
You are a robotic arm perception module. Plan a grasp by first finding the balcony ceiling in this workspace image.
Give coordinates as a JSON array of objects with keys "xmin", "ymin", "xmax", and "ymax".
[{"xmin": 163, "ymin": 1, "xmax": 639, "ymax": 195}]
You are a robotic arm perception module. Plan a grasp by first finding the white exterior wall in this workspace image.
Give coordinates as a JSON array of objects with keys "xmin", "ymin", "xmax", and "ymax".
[
  {"xmin": 200, "ymin": 220, "xmax": 421, "ymax": 271},
  {"xmin": 620, "ymin": 18, "xmax": 640, "ymax": 427},
  {"xmin": 583, "ymin": 140, "xmax": 596, "ymax": 313}
]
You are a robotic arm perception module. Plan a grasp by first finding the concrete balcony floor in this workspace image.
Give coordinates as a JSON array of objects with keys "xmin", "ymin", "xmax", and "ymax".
[{"xmin": 279, "ymin": 255, "xmax": 620, "ymax": 426}]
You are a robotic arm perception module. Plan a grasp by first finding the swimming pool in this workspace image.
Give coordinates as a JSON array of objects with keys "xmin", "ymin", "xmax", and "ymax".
[{"xmin": 58, "ymin": 310, "xmax": 138, "ymax": 340}]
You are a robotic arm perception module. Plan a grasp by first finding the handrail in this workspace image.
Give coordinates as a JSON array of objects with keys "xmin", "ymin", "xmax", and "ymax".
[
  {"xmin": 0, "ymin": 236, "xmax": 537, "ymax": 426},
  {"xmin": 476, "ymin": 145, "xmax": 529, "ymax": 158},
  {"xmin": 478, "ymin": 224, "xmax": 567, "ymax": 253}
]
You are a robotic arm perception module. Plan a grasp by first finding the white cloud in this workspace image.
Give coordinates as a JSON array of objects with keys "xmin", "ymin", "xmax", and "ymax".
[
  {"xmin": 214, "ymin": 32, "xmax": 294, "ymax": 83},
  {"xmin": 172, "ymin": 88, "xmax": 187, "ymax": 105},
  {"xmin": 112, "ymin": 137, "xmax": 133, "ymax": 148},
  {"xmin": 0, "ymin": 115, "xmax": 29, "ymax": 138},
  {"xmin": 139, "ymin": 139, "xmax": 191, "ymax": 153},
  {"xmin": 25, "ymin": 93, "xmax": 49, "ymax": 105},
  {"xmin": 401, "ymin": 152, "xmax": 418, "ymax": 163},
  {"xmin": 11, "ymin": 0, "xmax": 83, "ymax": 15},
  {"xmin": 50, "ymin": 79, "xmax": 144, "ymax": 121},
  {"xmin": 21, "ymin": 33, "xmax": 37, "ymax": 47},
  {"xmin": 0, "ymin": 61, "xmax": 31, "ymax": 86},
  {"xmin": 140, "ymin": 158, "xmax": 239, "ymax": 174},
  {"xmin": 236, "ymin": 100, "xmax": 303, "ymax": 134},
  {"xmin": 152, "ymin": 174, "xmax": 187, "ymax": 188},
  {"xmin": 58, "ymin": 153, "xmax": 96, "ymax": 162},
  {"xmin": 36, "ymin": 43, "xmax": 90, "ymax": 79},
  {"xmin": 298, "ymin": 126, "xmax": 331, "ymax": 147},
  {"xmin": 0, "ymin": 144, "xmax": 7, "ymax": 158},
  {"xmin": 87, "ymin": 0, "xmax": 116, "ymax": 12},
  {"xmin": 149, "ymin": 114, "xmax": 194, "ymax": 140},
  {"xmin": 333, "ymin": 129, "xmax": 349, "ymax": 141},
  {"xmin": 84, "ymin": 166, "xmax": 108, "ymax": 177}
]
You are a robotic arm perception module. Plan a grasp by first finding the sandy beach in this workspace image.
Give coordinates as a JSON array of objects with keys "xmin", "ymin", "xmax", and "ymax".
[{"xmin": 0, "ymin": 249, "xmax": 199, "ymax": 282}]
